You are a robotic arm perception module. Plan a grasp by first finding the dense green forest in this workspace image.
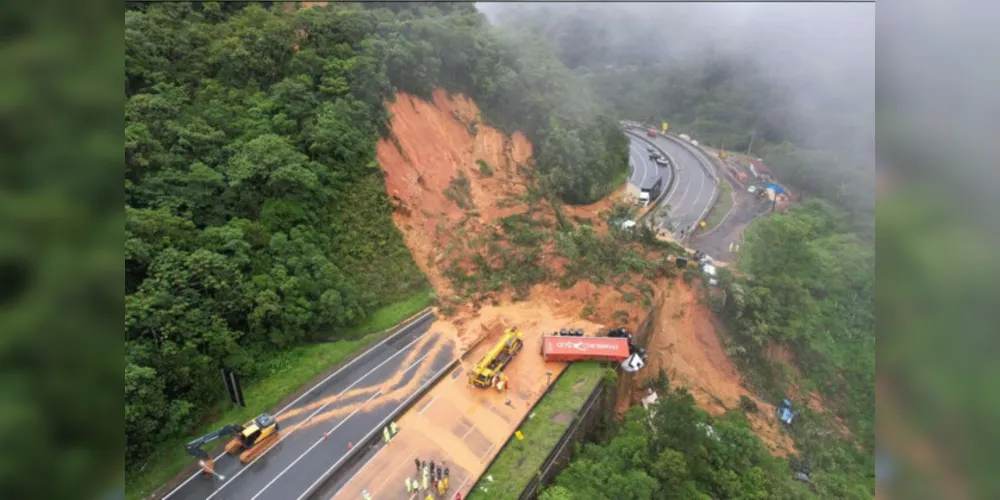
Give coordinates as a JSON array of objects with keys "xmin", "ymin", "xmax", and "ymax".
[
  {"xmin": 541, "ymin": 202, "xmax": 875, "ymax": 499},
  {"xmin": 125, "ymin": 1, "xmax": 627, "ymax": 479},
  {"xmin": 720, "ymin": 200, "xmax": 875, "ymax": 495},
  {"xmin": 487, "ymin": 4, "xmax": 874, "ymax": 235},
  {"xmin": 541, "ymin": 387, "xmax": 814, "ymax": 500}
]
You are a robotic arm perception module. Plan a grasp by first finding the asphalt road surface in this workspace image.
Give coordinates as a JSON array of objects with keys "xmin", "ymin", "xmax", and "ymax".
[
  {"xmin": 649, "ymin": 134, "xmax": 717, "ymax": 239},
  {"xmin": 160, "ymin": 310, "xmax": 457, "ymax": 500},
  {"xmin": 628, "ymin": 137, "xmax": 669, "ymax": 191}
]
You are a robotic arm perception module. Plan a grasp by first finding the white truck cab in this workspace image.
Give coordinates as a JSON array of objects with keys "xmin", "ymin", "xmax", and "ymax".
[{"xmin": 637, "ymin": 192, "xmax": 650, "ymax": 207}]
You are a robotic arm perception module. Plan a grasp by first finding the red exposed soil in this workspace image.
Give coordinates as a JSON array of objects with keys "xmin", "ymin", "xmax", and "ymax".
[
  {"xmin": 377, "ymin": 90, "xmax": 533, "ymax": 298},
  {"xmin": 641, "ymin": 279, "xmax": 797, "ymax": 456},
  {"xmin": 374, "ymin": 89, "xmax": 797, "ymax": 469}
]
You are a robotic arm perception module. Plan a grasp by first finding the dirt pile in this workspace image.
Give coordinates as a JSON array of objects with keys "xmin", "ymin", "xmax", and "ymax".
[{"xmin": 640, "ymin": 278, "xmax": 797, "ymax": 456}]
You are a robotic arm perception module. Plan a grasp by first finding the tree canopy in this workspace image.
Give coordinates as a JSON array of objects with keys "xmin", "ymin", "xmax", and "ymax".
[
  {"xmin": 541, "ymin": 387, "xmax": 812, "ymax": 500},
  {"xmin": 125, "ymin": 1, "xmax": 628, "ymax": 477}
]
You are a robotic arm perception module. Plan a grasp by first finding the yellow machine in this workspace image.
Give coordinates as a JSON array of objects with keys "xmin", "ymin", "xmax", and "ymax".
[
  {"xmin": 469, "ymin": 327, "xmax": 524, "ymax": 390},
  {"xmin": 185, "ymin": 413, "xmax": 281, "ymax": 476}
]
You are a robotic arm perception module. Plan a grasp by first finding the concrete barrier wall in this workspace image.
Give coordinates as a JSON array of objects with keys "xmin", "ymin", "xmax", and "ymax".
[{"xmin": 516, "ymin": 299, "xmax": 663, "ymax": 500}]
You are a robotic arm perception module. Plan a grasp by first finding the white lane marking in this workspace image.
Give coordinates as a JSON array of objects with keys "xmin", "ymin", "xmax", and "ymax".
[
  {"xmin": 418, "ymin": 396, "xmax": 437, "ymax": 415},
  {"xmin": 248, "ymin": 391, "xmax": 383, "ymax": 500},
  {"xmin": 202, "ymin": 333, "xmax": 434, "ymax": 500},
  {"xmin": 293, "ymin": 361, "xmax": 457, "ymax": 500},
  {"xmin": 249, "ymin": 354, "xmax": 431, "ymax": 500},
  {"xmin": 333, "ymin": 435, "xmax": 392, "ymax": 496},
  {"xmin": 363, "ymin": 448, "xmax": 416, "ymax": 498},
  {"xmin": 161, "ymin": 310, "xmax": 434, "ymax": 499},
  {"xmin": 638, "ymin": 146, "xmax": 652, "ymax": 189},
  {"xmin": 692, "ymin": 163, "xmax": 707, "ymax": 224},
  {"xmin": 456, "ymin": 475, "xmax": 471, "ymax": 496},
  {"xmin": 629, "ymin": 144, "xmax": 643, "ymax": 186},
  {"xmin": 661, "ymin": 147, "xmax": 686, "ymax": 209}
]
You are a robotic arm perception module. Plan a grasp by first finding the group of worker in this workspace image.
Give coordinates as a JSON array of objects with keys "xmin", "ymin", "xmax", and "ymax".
[
  {"xmin": 404, "ymin": 458, "xmax": 451, "ymax": 497},
  {"xmin": 382, "ymin": 421, "xmax": 400, "ymax": 444}
]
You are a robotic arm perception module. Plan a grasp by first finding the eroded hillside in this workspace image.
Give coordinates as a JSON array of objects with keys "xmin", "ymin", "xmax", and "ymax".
[{"xmin": 376, "ymin": 89, "xmax": 794, "ymax": 456}]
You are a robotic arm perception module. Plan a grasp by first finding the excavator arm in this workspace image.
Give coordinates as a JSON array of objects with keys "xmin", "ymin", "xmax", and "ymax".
[{"xmin": 184, "ymin": 424, "xmax": 242, "ymax": 462}]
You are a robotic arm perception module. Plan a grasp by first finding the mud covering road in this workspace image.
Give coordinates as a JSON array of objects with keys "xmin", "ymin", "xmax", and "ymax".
[{"xmin": 159, "ymin": 311, "xmax": 458, "ymax": 500}]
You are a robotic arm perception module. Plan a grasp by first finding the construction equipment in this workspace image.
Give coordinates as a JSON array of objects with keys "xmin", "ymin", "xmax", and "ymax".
[
  {"xmin": 469, "ymin": 327, "xmax": 524, "ymax": 390},
  {"xmin": 184, "ymin": 413, "xmax": 281, "ymax": 476}
]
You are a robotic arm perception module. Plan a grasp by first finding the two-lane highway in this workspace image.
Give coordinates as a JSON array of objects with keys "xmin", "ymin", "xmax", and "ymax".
[
  {"xmin": 649, "ymin": 134, "xmax": 716, "ymax": 239},
  {"xmin": 629, "ymin": 138, "xmax": 669, "ymax": 193},
  {"xmin": 160, "ymin": 310, "xmax": 457, "ymax": 500}
]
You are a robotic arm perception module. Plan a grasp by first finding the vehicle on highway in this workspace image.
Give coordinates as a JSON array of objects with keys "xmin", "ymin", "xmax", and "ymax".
[
  {"xmin": 648, "ymin": 150, "xmax": 660, "ymax": 159},
  {"xmin": 637, "ymin": 178, "xmax": 664, "ymax": 207},
  {"xmin": 747, "ymin": 185, "xmax": 757, "ymax": 194},
  {"xmin": 654, "ymin": 156, "xmax": 670, "ymax": 168},
  {"xmin": 647, "ymin": 129, "xmax": 657, "ymax": 137},
  {"xmin": 646, "ymin": 146, "xmax": 656, "ymax": 153}
]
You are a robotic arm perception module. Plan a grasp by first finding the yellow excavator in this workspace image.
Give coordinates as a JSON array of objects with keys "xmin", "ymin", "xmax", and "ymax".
[
  {"xmin": 469, "ymin": 327, "xmax": 524, "ymax": 391},
  {"xmin": 184, "ymin": 413, "xmax": 281, "ymax": 477}
]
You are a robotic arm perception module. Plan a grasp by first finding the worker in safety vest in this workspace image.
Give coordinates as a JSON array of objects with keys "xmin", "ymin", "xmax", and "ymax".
[
  {"xmin": 382, "ymin": 426, "xmax": 391, "ymax": 444},
  {"xmin": 390, "ymin": 421, "xmax": 399, "ymax": 435},
  {"xmin": 362, "ymin": 489, "xmax": 372, "ymax": 500}
]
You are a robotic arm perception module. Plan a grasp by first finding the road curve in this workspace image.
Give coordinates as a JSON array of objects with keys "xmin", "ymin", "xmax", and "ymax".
[
  {"xmin": 647, "ymin": 134, "xmax": 717, "ymax": 239},
  {"xmin": 628, "ymin": 137, "xmax": 669, "ymax": 192},
  {"xmin": 160, "ymin": 311, "xmax": 456, "ymax": 500}
]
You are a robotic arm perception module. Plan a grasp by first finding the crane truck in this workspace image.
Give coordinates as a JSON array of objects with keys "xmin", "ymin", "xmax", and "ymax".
[
  {"xmin": 469, "ymin": 327, "xmax": 524, "ymax": 391},
  {"xmin": 184, "ymin": 413, "xmax": 281, "ymax": 477}
]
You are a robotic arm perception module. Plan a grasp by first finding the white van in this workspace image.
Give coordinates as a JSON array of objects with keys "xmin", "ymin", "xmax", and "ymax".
[{"xmin": 702, "ymin": 263, "xmax": 719, "ymax": 287}]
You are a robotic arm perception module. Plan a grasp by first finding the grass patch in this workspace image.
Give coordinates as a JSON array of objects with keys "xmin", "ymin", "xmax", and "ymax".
[
  {"xmin": 343, "ymin": 288, "xmax": 436, "ymax": 338},
  {"xmin": 476, "ymin": 158, "xmax": 494, "ymax": 177},
  {"xmin": 703, "ymin": 178, "xmax": 734, "ymax": 230},
  {"xmin": 468, "ymin": 362, "xmax": 605, "ymax": 500},
  {"xmin": 443, "ymin": 171, "xmax": 475, "ymax": 209},
  {"xmin": 125, "ymin": 289, "xmax": 435, "ymax": 500}
]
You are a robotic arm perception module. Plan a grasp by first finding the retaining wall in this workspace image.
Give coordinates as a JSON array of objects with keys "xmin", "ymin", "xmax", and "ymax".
[{"xmin": 514, "ymin": 299, "xmax": 663, "ymax": 499}]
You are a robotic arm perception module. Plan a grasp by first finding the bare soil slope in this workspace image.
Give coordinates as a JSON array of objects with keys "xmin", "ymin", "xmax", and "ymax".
[
  {"xmin": 375, "ymin": 88, "xmax": 795, "ymax": 465},
  {"xmin": 378, "ymin": 90, "xmax": 533, "ymax": 298},
  {"xmin": 643, "ymin": 279, "xmax": 797, "ymax": 456}
]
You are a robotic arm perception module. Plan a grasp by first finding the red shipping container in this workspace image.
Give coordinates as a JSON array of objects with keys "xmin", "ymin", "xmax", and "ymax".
[{"xmin": 542, "ymin": 336, "xmax": 631, "ymax": 363}]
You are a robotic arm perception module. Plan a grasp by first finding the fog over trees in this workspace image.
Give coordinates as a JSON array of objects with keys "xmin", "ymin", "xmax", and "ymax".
[{"xmin": 481, "ymin": 2, "xmax": 875, "ymax": 232}]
